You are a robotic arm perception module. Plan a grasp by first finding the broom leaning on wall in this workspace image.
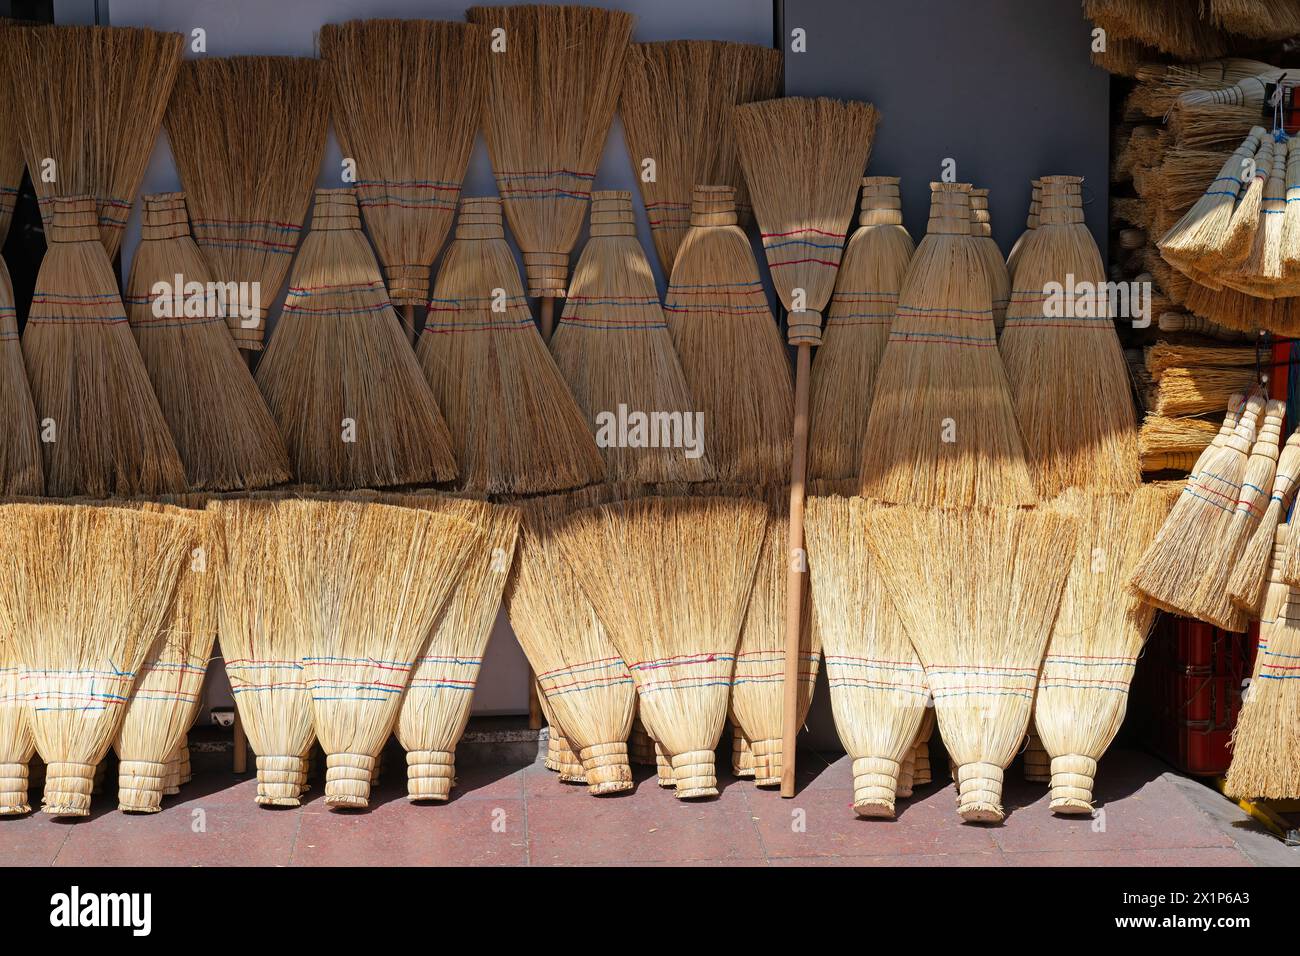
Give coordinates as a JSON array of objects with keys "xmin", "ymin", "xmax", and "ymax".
[{"xmin": 0, "ymin": 258, "xmax": 41, "ymax": 496}]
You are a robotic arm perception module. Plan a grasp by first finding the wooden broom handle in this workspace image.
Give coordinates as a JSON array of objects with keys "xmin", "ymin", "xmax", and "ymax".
[{"xmin": 781, "ymin": 343, "xmax": 811, "ymax": 798}]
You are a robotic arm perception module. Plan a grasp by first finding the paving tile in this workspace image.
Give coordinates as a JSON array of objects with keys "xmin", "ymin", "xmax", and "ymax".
[
  {"xmin": 0, "ymin": 812, "xmax": 72, "ymax": 866},
  {"xmin": 1001, "ymin": 847, "xmax": 1253, "ymax": 867},
  {"xmin": 771, "ymin": 850, "xmax": 1005, "ymax": 867}
]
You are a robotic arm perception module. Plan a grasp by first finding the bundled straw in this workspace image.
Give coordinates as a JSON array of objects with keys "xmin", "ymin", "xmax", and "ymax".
[
  {"xmin": 805, "ymin": 487, "xmax": 927, "ymax": 818},
  {"xmin": 1229, "ymin": 425, "xmax": 1300, "ymax": 613},
  {"xmin": 1006, "ymin": 179, "xmax": 1041, "ymax": 282},
  {"xmin": 859, "ymin": 183, "xmax": 1037, "ymax": 507},
  {"xmin": 321, "ymin": 19, "xmax": 487, "ymax": 335},
  {"xmin": 126, "ymin": 193, "xmax": 290, "ymax": 491},
  {"xmin": 5, "ymin": 25, "xmax": 182, "ymax": 258},
  {"xmin": 551, "ymin": 191, "xmax": 713, "ymax": 482},
  {"xmin": 467, "ymin": 4, "xmax": 633, "ymax": 338},
  {"xmin": 0, "ymin": 22, "xmax": 23, "ymax": 243},
  {"xmin": 560, "ymin": 494, "xmax": 766, "ymax": 799},
  {"xmin": 808, "ymin": 177, "xmax": 915, "ymax": 481},
  {"xmin": 1158, "ymin": 128, "xmax": 1265, "ymax": 267},
  {"xmin": 1151, "ymin": 364, "xmax": 1259, "ymax": 416},
  {"xmin": 0, "ymin": 259, "xmax": 41, "ymax": 495},
  {"xmin": 0, "ymin": 608, "xmax": 33, "ymax": 815},
  {"xmin": 969, "ymin": 188, "xmax": 1009, "ymax": 332},
  {"xmin": 166, "ymin": 57, "xmax": 328, "ymax": 351},
  {"xmin": 392, "ymin": 495, "xmax": 520, "ymax": 802},
  {"xmin": 417, "ymin": 196, "xmax": 604, "ymax": 494},
  {"xmin": 256, "ymin": 189, "xmax": 457, "ymax": 489},
  {"xmin": 0, "ymin": 504, "xmax": 189, "ymax": 817},
  {"xmin": 864, "ymin": 504, "xmax": 1076, "ymax": 823},
  {"xmin": 1035, "ymin": 486, "xmax": 1173, "ymax": 814},
  {"xmin": 1000, "ymin": 175, "xmax": 1140, "ymax": 496},
  {"xmin": 664, "ymin": 185, "xmax": 791, "ymax": 482},
  {"xmin": 23, "ymin": 196, "xmax": 186, "ymax": 497},
  {"xmin": 619, "ymin": 40, "xmax": 781, "ymax": 274}
]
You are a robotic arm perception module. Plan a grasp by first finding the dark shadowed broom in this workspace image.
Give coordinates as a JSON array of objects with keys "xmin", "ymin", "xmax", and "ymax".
[
  {"xmin": 126, "ymin": 193, "xmax": 290, "ymax": 491},
  {"xmin": 969, "ymin": 189, "xmax": 1009, "ymax": 333},
  {"xmin": 22, "ymin": 196, "xmax": 187, "ymax": 497},
  {"xmin": 321, "ymin": 19, "xmax": 487, "ymax": 343},
  {"xmin": 619, "ymin": 40, "xmax": 781, "ymax": 275},
  {"xmin": 166, "ymin": 57, "xmax": 328, "ymax": 353},
  {"xmin": 0, "ymin": 22, "xmax": 24, "ymax": 244},
  {"xmin": 466, "ymin": 4, "xmax": 632, "ymax": 340},
  {"xmin": 0, "ymin": 259, "xmax": 41, "ymax": 495}
]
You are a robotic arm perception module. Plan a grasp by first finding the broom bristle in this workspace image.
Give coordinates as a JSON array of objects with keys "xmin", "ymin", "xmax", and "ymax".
[
  {"xmin": 859, "ymin": 183, "xmax": 1038, "ymax": 507},
  {"xmin": 551, "ymin": 190, "xmax": 714, "ymax": 483},
  {"xmin": 255, "ymin": 189, "xmax": 458, "ymax": 489},
  {"xmin": 1157, "ymin": 128, "xmax": 1264, "ymax": 264},
  {"xmin": 1145, "ymin": 342, "xmax": 1256, "ymax": 379},
  {"xmin": 0, "ymin": 503, "xmax": 190, "ymax": 817},
  {"xmin": 0, "ymin": 584, "xmax": 34, "ymax": 815},
  {"xmin": 1221, "ymin": 138, "xmax": 1288, "ymax": 291},
  {"xmin": 619, "ymin": 40, "xmax": 781, "ymax": 275},
  {"xmin": 321, "ymin": 19, "xmax": 486, "ymax": 310},
  {"xmin": 664, "ymin": 186, "xmax": 791, "ymax": 483},
  {"xmin": 416, "ymin": 196, "xmax": 606, "ymax": 494},
  {"xmin": 969, "ymin": 188, "xmax": 1009, "ymax": 333},
  {"xmin": 467, "ymin": 4, "xmax": 632, "ymax": 299},
  {"xmin": 126, "ymin": 193, "xmax": 291, "ymax": 491},
  {"xmin": 6, "ymin": 24, "xmax": 182, "ymax": 258},
  {"xmin": 22, "ymin": 196, "xmax": 187, "ymax": 497},
  {"xmin": 166, "ymin": 56, "xmax": 328, "ymax": 351},
  {"xmin": 1212, "ymin": 137, "xmax": 1274, "ymax": 270},
  {"xmin": 1006, "ymin": 179, "xmax": 1042, "ymax": 284},
  {"xmin": 808, "ymin": 177, "xmax": 915, "ymax": 481},
  {"xmin": 0, "ymin": 22, "xmax": 25, "ymax": 243},
  {"xmin": 0, "ymin": 259, "xmax": 41, "ymax": 495},
  {"xmin": 1229, "ymin": 424, "xmax": 1300, "ymax": 612}
]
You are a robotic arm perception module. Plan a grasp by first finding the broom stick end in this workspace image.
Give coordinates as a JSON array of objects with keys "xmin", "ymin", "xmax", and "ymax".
[{"xmin": 781, "ymin": 344, "xmax": 813, "ymax": 799}]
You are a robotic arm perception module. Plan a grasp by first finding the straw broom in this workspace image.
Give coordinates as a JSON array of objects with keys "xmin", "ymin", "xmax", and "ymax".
[
  {"xmin": 864, "ymin": 504, "xmax": 1077, "ymax": 823},
  {"xmin": 0, "ymin": 258, "xmax": 41, "ymax": 496},
  {"xmin": 0, "ymin": 23, "xmax": 24, "ymax": 244},
  {"xmin": 1157, "ymin": 128, "xmax": 1265, "ymax": 266},
  {"xmin": 664, "ymin": 185, "xmax": 791, "ymax": 482},
  {"xmin": 1006, "ymin": 180, "xmax": 1040, "ymax": 288},
  {"xmin": 466, "ymin": 4, "xmax": 632, "ymax": 340},
  {"xmin": 808, "ymin": 177, "xmax": 915, "ymax": 481},
  {"xmin": 126, "ymin": 193, "xmax": 290, "ymax": 491},
  {"xmin": 1035, "ymin": 486, "xmax": 1174, "ymax": 814},
  {"xmin": 0, "ymin": 617, "xmax": 33, "ymax": 815},
  {"xmin": 417, "ymin": 196, "xmax": 605, "ymax": 493},
  {"xmin": 1145, "ymin": 343, "xmax": 1256, "ymax": 379},
  {"xmin": 0, "ymin": 503, "xmax": 189, "ymax": 817},
  {"xmin": 536, "ymin": 690, "xmax": 587, "ymax": 782},
  {"xmin": 1220, "ymin": 139, "xmax": 1289, "ymax": 293},
  {"xmin": 969, "ymin": 189, "xmax": 1009, "ymax": 333},
  {"xmin": 911, "ymin": 710, "xmax": 935, "ymax": 786},
  {"xmin": 22, "ymin": 196, "xmax": 187, "ymax": 497},
  {"xmin": 730, "ymin": 724, "xmax": 755, "ymax": 778},
  {"xmin": 859, "ymin": 183, "xmax": 1038, "ymax": 508},
  {"xmin": 560, "ymin": 493, "xmax": 766, "ymax": 799},
  {"xmin": 321, "ymin": 19, "xmax": 486, "ymax": 342},
  {"xmin": 1022, "ymin": 733, "xmax": 1050, "ymax": 784},
  {"xmin": 256, "ymin": 189, "xmax": 457, "ymax": 489},
  {"xmin": 1229, "ymin": 426, "xmax": 1300, "ymax": 613},
  {"xmin": 283, "ymin": 499, "xmax": 481, "ymax": 809},
  {"xmin": 805, "ymin": 487, "xmax": 927, "ymax": 818},
  {"xmin": 166, "ymin": 57, "xmax": 328, "ymax": 353},
  {"xmin": 6, "ymin": 25, "xmax": 182, "ymax": 259},
  {"xmin": 1213, "ymin": 136, "xmax": 1275, "ymax": 272},
  {"xmin": 390, "ymin": 495, "xmax": 520, "ymax": 803},
  {"xmin": 507, "ymin": 491, "xmax": 638, "ymax": 795},
  {"xmin": 1152, "ymin": 365, "xmax": 1260, "ymax": 416},
  {"xmin": 619, "ymin": 40, "xmax": 781, "ymax": 275},
  {"xmin": 551, "ymin": 190, "xmax": 714, "ymax": 482},
  {"xmin": 1000, "ymin": 175, "xmax": 1140, "ymax": 497}
]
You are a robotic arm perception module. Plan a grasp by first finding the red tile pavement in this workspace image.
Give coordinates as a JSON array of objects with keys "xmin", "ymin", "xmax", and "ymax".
[{"xmin": 0, "ymin": 748, "xmax": 1276, "ymax": 866}]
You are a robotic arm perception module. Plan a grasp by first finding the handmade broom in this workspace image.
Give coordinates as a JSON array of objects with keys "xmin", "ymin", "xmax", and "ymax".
[
  {"xmin": 256, "ymin": 189, "xmax": 457, "ymax": 489},
  {"xmin": 1035, "ymin": 486, "xmax": 1174, "ymax": 814},
  {"xmin": 1005, "ymin": 179, "xmax": 1040, "ymax": 283},
  {"xmin": 807, "ymin": 177, "xmax": 915, "ymax": 481},
  {"xmin": 0, "ymin": 503, "xmax": 189, "ymax": 816},
  {"xmin": 6, "ymin": 24, "xmax": 182, "ymax": 258},
  {"xmin": 0, "ymin": 23, "xmax": 23, "ymax": 244},
  {"xmin": 166, "ymin": 57, "xmax": 328, "ymax": 352},
  {"xmin": 619, "ymin": 39, "xmax": 782, "ymax": 275},
  {"xmin": 23, "ymin": 196, "xmax": 186, "ymax": 497},
  {"xmin": 536, "ymin": 690, "xmax": 587, "ymax": 783},
  {"xmin": 664, "ymin": 185, "xmax": 791, "ymax": 482},
  {"xmin": 0, "ymin": 613, "xmax": 33, "ymax": 815},
  {"xmin": 126, "ymin": 192, "xmax": 290, "ymax": 491},
  {"xmin": 321, "ymin": 19, "xmax": 486, "ymax": 342},
  {"xmin": 1229, "ymin": 423, "xmax": 1300, "ymax": 613},
  {"xmin": 1157, "ymin": 127, "xmax": 1265, "ymax": 267},
  {"xmin": 859, "ymin": 182, "xmax": 1038, "ymax": 507},
  {"xmin": 0, "ymin": 259, "xmax": 41, "ymax": 495},
  {"xmin": 417, "ymin": 196, "xmax": 604, "ymax": 493},
  {"xmin": 912, "ymin": 711, "xmax": 936, "ymax": 786},
  {"xmin": 1000, "ymin": 175, "xmax": 1140, "ymax": 497},
  {"xmin": 560, "ymin": 493, "xmax": 766, "ymax": 799},
  {"xmin": 466, "ymin": 4, "xmax": 632, "ymax": 340},
  {"xmin": 864, "ymin": 504, "xmax": 1077, "ymax": 823},
  {"xmin": 969, "ymin": 188, "xmax": 1009, "ymax": 333},
  {"xmin": 1022, "ymin": 733, "xmax": 1050, "ymax": 783}
]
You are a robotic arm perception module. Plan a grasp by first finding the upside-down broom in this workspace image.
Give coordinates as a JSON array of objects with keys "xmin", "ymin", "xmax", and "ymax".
[
  {"xmin": 0, "ymin": 258, "xmax": 41, "ymax": 495},
  {"xmin": 23, "ymin": 196, "xmax": 187, "ymax": 497},
  {"xmin": 1229, "ymin": 424, "xmax": 1300, "ymax": 613},
  {"xmin": 1005, "ymin": 179, "xmax": 1040, "ymax": 283},
  {"xmin": 0, "ymin": 23, "xmax": 24, "ymax": 243},
  {"xmin": 0, "ymin": 608, "xmax": 33, "ymax": 814},
  {"xmin": 1035, "ymin": 486, "xmax": 1174, "ymax": 814},
  {"xmin": 466, "ymin": 4, "xmax": 632, "ymax": 340},
  {"xmin": 416, "ymin": 196, "xmax": 604, "ymax": 494},
  {"xmin": 808, "ymin": 177, "xmax": 915, "ymax": 481},
  {"xmin": 664, "ymin": 185, "xmax": 791, "ymax": 482},
  {"xmin": 865, "ymin": 505, "xmax": 1077, "ymax": 823},
  {"xmin": 619, "ymin": 39, "xmax": 781, "ymax": 275},
  {"xmin": 256, "ymin": 189, "xmax": 457, "ymax": 489},
  {"xmin": 6, "ymin": 24, "xmax": 182, "ymax": 258},
  {"xmin": 551, "ymin": 190, "xmax": 713, "ymax": 482},
  {"xmin": 0, "ymin": 504, "xmax": 189, "ymax": 817},
  {"xmin": 1000, "ymin": 175, "xmax": 1140, "ymax": 497},
  {"xmin": 283, "ymin": 498, "xmax": 481, "ymax": 809},
  {"xmin": 969, "ymin": 188, "xmax": 1009, "ymax": 333},
  {"xmin": 321, "ymin": 19, "xmax": 486, "ymax": 342},
  {"xmin": 734, "ymin": 97, "xmax": 878, "ymax": 796},
  {"xmin": 166, "ymin": 57, "xmax": 328, "ymax": 353},
  {"xmin": 126, "ymin": 193, "xmax": 290, "ymax": 491},
  {"xmin": 561, "ymin": 493, "xmax": 766, "ymax": 798}
]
